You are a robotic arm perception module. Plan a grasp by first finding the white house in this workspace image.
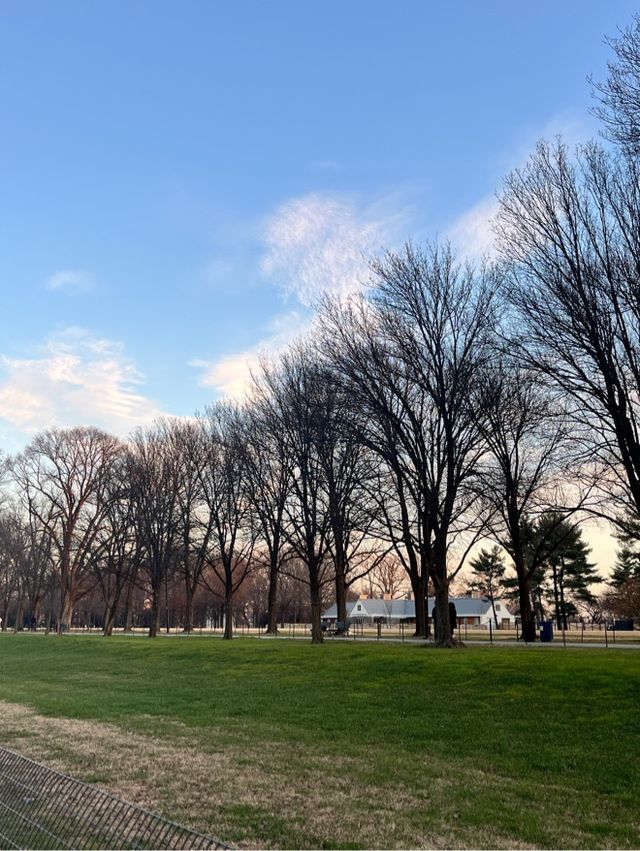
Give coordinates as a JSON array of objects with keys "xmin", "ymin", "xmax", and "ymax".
[{"xmin": 322, "ymin": 595, "xmax": 516, "ymax": 629}]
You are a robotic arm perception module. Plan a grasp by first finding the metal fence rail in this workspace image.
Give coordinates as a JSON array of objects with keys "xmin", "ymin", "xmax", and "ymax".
[{"xmin": 0, "ymin": 746, "xmax": 229, "ymax": 850}]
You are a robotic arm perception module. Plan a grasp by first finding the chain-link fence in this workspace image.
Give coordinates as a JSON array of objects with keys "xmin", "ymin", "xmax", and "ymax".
[{"xmin": 0, "ymin": 746, "xmax": 229, "ymax": 850}]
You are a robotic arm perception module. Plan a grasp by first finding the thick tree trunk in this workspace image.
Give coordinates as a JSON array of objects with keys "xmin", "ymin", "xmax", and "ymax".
[
  {"xmin": 552, "ymin": 563, "xmax": 561, "ymax": 629},
  {"xmin": 410, "ymin": 573, "xmax": 427, "ymax": 638},
  {"xmin": 223, "ymin": 581, "xmax": 233, "ymax": 640},
  {"xmin": 149, "ymin": 586, "xmax": 160, "ymax": 638},
  {"xmin": 309, "ymin": 570, "xmax": 323, "ymax": 644},
  {"xmin": 433, "ymin": 580, "xmax": 455, "ymax": 647},
  {"xmin": 60, "ymin": 590, "xmax": 75, "ymax": 633},
  {"xmin": 184, "ymin": 583, "xmax": 194, "ymax": 634},
  {"xmin": 123, "ymin": 581, "xmax": 135, "ymax": 632},
  {"xmin": 518, "ymin": 578, "xmax": 537, "ymax": 642},
  {"xmin": 266, "ymin": 557, "xmax": 279, "ymax": 635},
  {"xmin": 14, "ymin": 590, "xmax": 25, "ymax": 632},
  {"xmin": 103, "ymin": 600, "xmax": 117, "ymax": 636},
  {"xmin": 335, "ymin": 568, "xmax": 348, "ymax": 623}
]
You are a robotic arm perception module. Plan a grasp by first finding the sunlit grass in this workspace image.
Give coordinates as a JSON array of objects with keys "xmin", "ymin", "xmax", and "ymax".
[{"xmin": 0, "ymin": 634, "xmax": 638, "ymax": 848}]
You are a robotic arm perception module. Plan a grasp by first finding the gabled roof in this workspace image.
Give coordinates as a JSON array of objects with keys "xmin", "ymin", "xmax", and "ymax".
[{"xmin": 322, "ymin": 596, "xmax": 511, "ymax": 619}]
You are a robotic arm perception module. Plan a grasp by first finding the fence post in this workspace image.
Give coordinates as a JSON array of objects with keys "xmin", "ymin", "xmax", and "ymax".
[
  {"xmin": 605, "ymin": 625, "xmax": 609, "ymax": 648},
  {"xmin": 489, "ymin": 620, "xmax": 493, "ymax": 645}
]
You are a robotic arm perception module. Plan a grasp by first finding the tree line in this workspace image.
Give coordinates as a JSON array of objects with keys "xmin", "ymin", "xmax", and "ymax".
[{"xmin": 2, "ymin": 15, "xmax": 640, "ymax": 646}]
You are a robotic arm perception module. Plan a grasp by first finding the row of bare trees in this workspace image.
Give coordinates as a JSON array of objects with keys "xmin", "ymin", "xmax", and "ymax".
[
  {"xmin": 2, "ymin": 16, "xmax": 640, "ymax": 646},
  {"xmin": 0, "ymin": 242, "xmax": 605, "ymax": 646}
]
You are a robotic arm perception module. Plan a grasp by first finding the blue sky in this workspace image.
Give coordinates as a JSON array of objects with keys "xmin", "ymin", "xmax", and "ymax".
[{"xmin": 0, "ymin": 0, "xmax": 638, "ymax": 450}]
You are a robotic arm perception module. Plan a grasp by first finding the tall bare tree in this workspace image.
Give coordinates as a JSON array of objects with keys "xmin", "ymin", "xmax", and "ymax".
[
  {"xmin": 241, "ymin": 401, "xmax": 291, "ymax": 634},
  {"xmin": 474, "ymin": 361, "xmax": 578, "ymax": 640},
  {"xmin": 11, "ymin": 427, "xmax": 122, "ymax": 631},
  {"xmin": 128, "ymin": 420, "xmax": 182, "ymax": 638},
  {"xmin": 497, "ymin": 139, "xmax": 640, "ymax": 534},
  {"xmin": 322, "ymin": 244, "xmax": 498, "ymax": 645},
  {"xmin": 255, "ymin": 349, "xmax": 334, "ymax": 643},
  {"xmin": 591, "ymin": 15, "xmax": 640, "ymax": 154},
  {"xmin": 91, "ymin": 467, "xmax": 144, "ymax": 636},
  {"xmin": 166, "ymin": 419, "xmax": 216, "ymax": 633},
  {"xmin": 196, "ymin": 403, "xmax": 255, "ymax": 640}
]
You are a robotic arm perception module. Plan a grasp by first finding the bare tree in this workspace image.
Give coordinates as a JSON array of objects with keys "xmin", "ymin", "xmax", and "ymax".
[
  {"xmin": 196, "ymin": 403, "xmax": 255, "ymax": 640},
  {"xmin": 364, "ymin": 555, "xmax": 406, "ymax": 599},
  {"xmin": 322, "ymin": 243, "xmax": 498, "ymax": 646},
  {"xmin": 167, "ymin": 419, "xmax": 216, "ymax": 633},
  {"xmin": 241, "ymin": 401, "xmax": 291, "ymax": 634},
  {"xmin": 474, "ymin": 360, "xmax": 580, "ymax": 640},
  {"xmin": 128, "ymin": 421, "xmax": 182, "ymax": 638},
  {"xmin": 591, "ymin": 15, "xmax": 640, "ymax": 154},
  {"xmin": 309, "ymin": 361, "xmax": 387, "ymax": 621},
  {"xmin": 0, "ymin": 511, "xmax": 20, "ymax": 630},
  {"xmin": 11, "ymin": 427, "xmax": 122, "ymax": 631},
  {"xmin": 91, "ymin": 467, "xmax": 144, "ymax": 636},
  {"xmin": 497, "ymin": 138, "xmax": 640, "ymax": 534},
  {"xmin": 255, "ymin": 349, "xmax": 334, "ymax": 643}
]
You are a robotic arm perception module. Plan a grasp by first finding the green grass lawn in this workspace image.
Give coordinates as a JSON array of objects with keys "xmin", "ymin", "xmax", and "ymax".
[{"xmin": 0, "ymin": 635, "xmax": 638, "ymax": 849}]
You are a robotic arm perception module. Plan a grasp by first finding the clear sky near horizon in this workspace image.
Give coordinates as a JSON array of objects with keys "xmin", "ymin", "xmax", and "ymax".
[{"xmin": 1, "ymin": 0, "xmax": 638, "ymax": 568}]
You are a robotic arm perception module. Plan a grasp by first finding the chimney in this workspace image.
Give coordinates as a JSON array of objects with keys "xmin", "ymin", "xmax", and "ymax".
[
  {"xmin": 383, "ymin": 593, "xmax": 392, "ymax": 601},
  {"xmin": 359, "ymin": 593, "xmax": 368, "ymax": 600}
]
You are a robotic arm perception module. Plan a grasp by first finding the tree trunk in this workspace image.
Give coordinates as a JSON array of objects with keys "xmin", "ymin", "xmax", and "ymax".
[
  {"xmin": 410, "ymin": 573, "xmax": 427, "ymax": 638},
  {"xmin": 518, "ymin": 578, "xmax": 537, "ymax": 642},
  {"xmin": 552, "ymin": 562, "xmax": 561, "ymax": 629},
  {"xmin": 14, "ymin": 589, "xmax": 25, "ymax": 632},
  {"xmin": 309, "ymin": 569, "xmax": 323, "ymax": 644},
  {"xmin": 335, "ymin": 568, "xmax": 348, "ymax": 623},
  {"xmin": 266, "ymin": 557, "xmax": 279, "ymax": 635},
  {"xmin": 149, "ymin": 586, "xmax": 160, "ymax": 638},
  {"xmin": 60, "ymin": 589, "xmax": 75, "ymax": 633},
  {"xmin": 103, "ymin": 599, "xmax": 117, "ymax": 636},
  {"xmin": 123, "ymin": 580, "xmax": 135, "ymax": 632},
  {"xmin": 223, "ymin": 582, "xmax": 234, "ymax": 640},
  {"xmin": 433, "ymin": 580, "xmax": 454, "ymax": 647},
  {"xmin": 184, "ymin": 582, "xmax": 194, "ymax": 634}
]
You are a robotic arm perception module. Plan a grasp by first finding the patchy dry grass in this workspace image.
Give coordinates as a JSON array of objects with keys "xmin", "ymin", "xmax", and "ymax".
[
  {"xmin": 0, "ymin": 635, "xmax": 638, "ymax": 848},
  {"xmin": 0, "ymin": 700, "xmax": 533, "ymax": 849}
]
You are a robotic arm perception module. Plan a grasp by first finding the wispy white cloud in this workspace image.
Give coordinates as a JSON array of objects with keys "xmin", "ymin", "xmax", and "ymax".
[
  {"xmin": 44, "ymin": 269, "xmax": 94, "ymax": 293},
  {"xmin": 261, "ymin": 192, "xmax": 409, "ymax": 306},
  {"xmin": 446, "ymin": 195, "xmax": 499, "ymax": 261},
  {"xmin": 190, "ymin": 310, "xmax": 311, "ymax": 398},
  {"xmin": 445, "ymin": 111, "xmax": 595, "ymax": 262},
  {"xmin": 0, "ymin": 328, "xmax": 162, "ymax": 437}
]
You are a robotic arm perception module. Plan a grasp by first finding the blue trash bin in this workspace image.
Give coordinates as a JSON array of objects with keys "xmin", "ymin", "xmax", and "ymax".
[{"xmin": 540, "ymin": 621, "xmax": 554, "ymax": 642}]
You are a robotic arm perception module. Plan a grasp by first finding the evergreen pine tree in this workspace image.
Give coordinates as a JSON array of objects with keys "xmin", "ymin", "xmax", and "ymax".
[{"xmin": 467, "ymin": 546, "xmax": 506, "ymax": 627}]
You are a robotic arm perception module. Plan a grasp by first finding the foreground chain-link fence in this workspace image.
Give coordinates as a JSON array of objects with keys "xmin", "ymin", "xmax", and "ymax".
[{"xmin": 0, "ymin": 746, "xmax": 229, "ymax": 850}]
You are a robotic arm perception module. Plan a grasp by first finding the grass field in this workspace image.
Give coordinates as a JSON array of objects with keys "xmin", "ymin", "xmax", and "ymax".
[{"xmin": 0, "ymin": 635, "xmax": 638, "ymax": 849}]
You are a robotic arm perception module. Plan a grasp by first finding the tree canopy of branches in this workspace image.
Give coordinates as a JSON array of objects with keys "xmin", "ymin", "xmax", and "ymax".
[
  {"xmin": 321, "ymin": 243, "xmax": 499, "ymax": 645},
  {"xmin": 592, "ymin": 15, "xmax": 640, "ymax": 153},
  {"xmin": 474, "ymin": 359, "xmax": 576, "ymax": 640},
  {"xmin": 196, "ymin": 403, "xmax": 255, "ymax": 640},
  {"xmin": 128, "ymin": 421, "xmax": 183, "ymax": 638},
  {"xmin": 11, "ymin": 427, "xmax": 122, "ymax": 631},
  {"xmin": 497, "ymin": 138, "xmax": 640, "ymax": 534}
]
